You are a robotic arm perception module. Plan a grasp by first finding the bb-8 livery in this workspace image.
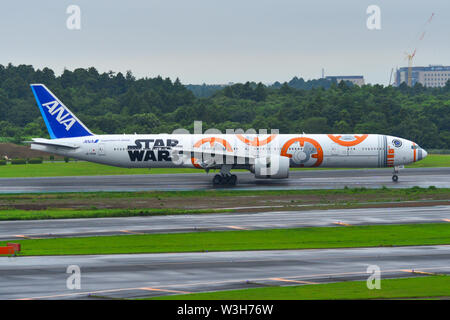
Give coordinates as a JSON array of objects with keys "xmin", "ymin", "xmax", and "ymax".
[{"xmin": 29, "ymin": 84, "xmax": 427, "ymax": 186}]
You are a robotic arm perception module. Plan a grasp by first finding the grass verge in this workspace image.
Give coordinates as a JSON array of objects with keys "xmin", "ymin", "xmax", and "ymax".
[
  {"xmin": 0, "ymin": 185, "xmax": 448, "ymax": 201},
  {"xmin": 2, "ymin": 224, "xmax": 449, "ymax": 256},
  {"xmin": 147, "ymin": 275, "xmax": 450, "ymax": 300},
  {"xmin": 0, "ymin": 208, "xmax": 232, "ymax": 221},
  {"xmin": 0, "ymin": 187, "xmax": 448, "ymax": 221}
]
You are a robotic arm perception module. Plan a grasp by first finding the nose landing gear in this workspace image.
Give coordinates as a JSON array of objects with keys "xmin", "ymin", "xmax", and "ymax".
[{"xmin": 391, "ymin": 165, "xmax": 401, "ymax": 182}]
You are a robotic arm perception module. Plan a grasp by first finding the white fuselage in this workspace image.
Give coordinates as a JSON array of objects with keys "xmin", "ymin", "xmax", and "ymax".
[{"xmin": 31, "ymin": 133, "xmax": 426, "ymax": 172}]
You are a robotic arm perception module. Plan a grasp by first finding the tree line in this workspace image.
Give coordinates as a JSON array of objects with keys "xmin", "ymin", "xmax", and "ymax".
[{"xmin": 0, "ymin": 63, "xmax": 449, "ymax": 149}]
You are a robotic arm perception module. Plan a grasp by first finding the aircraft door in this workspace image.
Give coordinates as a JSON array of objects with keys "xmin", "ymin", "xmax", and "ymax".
[{"xmin": 98, "ymin": 143, "xmax": 106, "ymax": 156}]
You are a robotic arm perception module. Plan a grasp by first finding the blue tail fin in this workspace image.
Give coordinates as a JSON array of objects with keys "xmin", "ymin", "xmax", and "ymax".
[{"xmin": 30, "ymin": 84, "xmax": 93, "ymax": 139}]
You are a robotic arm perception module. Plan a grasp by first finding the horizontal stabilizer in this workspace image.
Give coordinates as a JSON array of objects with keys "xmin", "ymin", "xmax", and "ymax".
[{"xmin": 27, "ymin": 138, "xmax": 79, "ymax": 149}]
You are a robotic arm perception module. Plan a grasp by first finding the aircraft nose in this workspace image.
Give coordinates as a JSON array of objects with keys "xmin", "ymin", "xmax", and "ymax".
[{"xmin": 416, "ymin": 147, "xmax": 427, "ymax": 161}]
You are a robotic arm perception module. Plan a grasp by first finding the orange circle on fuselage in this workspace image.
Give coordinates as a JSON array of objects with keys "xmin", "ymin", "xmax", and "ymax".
[
  {"xmin": 327, "ymin": 134, "xmax": 368, "ymax": 147},
  {"xmin": 191, "ymin": 137, "xmax": 233, "ymax": 168},
  {"xmin": 280, "ymin": 137, "xmax": 323, "ymax": 167}
]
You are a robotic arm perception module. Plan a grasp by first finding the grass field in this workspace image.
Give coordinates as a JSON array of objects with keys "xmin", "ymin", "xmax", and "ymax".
[
  {"xmin": 148, "ymin": 275, "xmax": 450, "ymax": 300},
  {"xmin": 406, "ymin": 154, "xmax": 450, "ymax": 168},
  {"xmin": 0, "ymin": 154, "xmax": 447, "ymax": 178},
  {"xmin": 3, "ymin": 224, "xmax": 449, "ymax": 256},
  {"xmin": 0, "ymin": 161, "xmax": 200, "ymax": 178}
]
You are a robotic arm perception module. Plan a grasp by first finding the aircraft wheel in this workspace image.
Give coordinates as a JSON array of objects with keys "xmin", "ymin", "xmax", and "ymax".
[
  {"xmin": 222, "ymin": 175, "xmax": 231, "ymax": 185},
  {"xmin": 392, "ymin": 175, "xmax": 399, "ymax": 182},
  {"xmin": 213, "ymin": 174, "xmax": 223, "ymax": 185},
  {"xmin": 229, "ymin": 174, "xmax": 237, "ymax": 186}
]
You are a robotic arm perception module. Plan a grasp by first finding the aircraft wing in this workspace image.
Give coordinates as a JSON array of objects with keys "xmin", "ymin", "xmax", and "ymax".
[
  {"xmin": 171, "ymin": 145, "xmax": 254, "ymax": 168},
  {"xmin": 26, "ymin": 138, "xmax": 80, "ymax": 149}
]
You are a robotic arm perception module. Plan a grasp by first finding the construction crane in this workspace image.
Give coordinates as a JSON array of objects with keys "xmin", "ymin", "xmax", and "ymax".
[
  {"xmin": 404, "ymin": 13, "xmax": 434, "ymax": 87},
  {"xmin": 405, "ymin": 50, "xmax": 416, "ymax": 87},
  {"xmin": 389, "ymin": 67, "xmax": 394, "ymax": 86}
]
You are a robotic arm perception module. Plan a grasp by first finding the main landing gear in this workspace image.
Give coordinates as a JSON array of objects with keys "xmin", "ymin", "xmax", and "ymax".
[
  {"xmin": 212, "ymin": 165, "xmax": 237, "ymax": 186},
  {"xmin": 213, "ymin": 174, "xmax": 237, "ymax": 186}
]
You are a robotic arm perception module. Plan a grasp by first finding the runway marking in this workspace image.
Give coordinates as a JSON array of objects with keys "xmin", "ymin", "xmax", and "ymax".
[
  {"xmin": 400, "ymin": 269, "xmax": 436, "ymax": 275},
  {"xmin": 227, "ymin": 226, "xmax": 247, "ymax": 230},
  {"xmin": 333, "ymin": 222, "xmax": 351, "ymax": 226},
  {"xmin": 16, "ymin": 286, "xmax": 150, "ymax": 300},
  {"xmin": 271, "ymin": 277, "xmax": 318, "ymax": 285},
  {"xmin": 14, "ymin": 235, "xmax": 40, "ymax": 240},
  {"xmin": 139, "ymin": 287, "xmax": 191, "ymax": 294},
  {"xmin": 120, "ymin": 230, "xmax": 145, "ymax": 235},
  {"xmin": 222, "ymin": 205, "xmax": 285, "ymax": 210}
]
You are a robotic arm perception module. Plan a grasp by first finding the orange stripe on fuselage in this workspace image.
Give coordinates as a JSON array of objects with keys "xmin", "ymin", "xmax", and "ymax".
[
  {"xmin": 327, "ymin": 134, "xmax": 368, "ymax": 147},
  {"xmin": 387, "ymin": 147, "xmax": 395, "ymax": 167},
  {"xmin": 236, "ymin": 134, "xmax": 277, "ymax": 147}
]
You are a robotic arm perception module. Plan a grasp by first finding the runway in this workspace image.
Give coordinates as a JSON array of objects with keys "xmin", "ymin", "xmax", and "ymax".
[
  {"xmin": 0, "ymin": 205, "xmax": 449, "ymax": 241},
  {"xmin": 0, "ymin": 168, "xmax": 449, "ymax": 193},
  {"xmin": 1, "ymin": 245, "xmax": 449, "ymax": 300}
]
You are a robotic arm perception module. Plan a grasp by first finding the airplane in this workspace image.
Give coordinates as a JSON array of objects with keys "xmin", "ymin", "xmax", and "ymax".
[{"xmin": 28, "ymin": 84, "xmax": 428, "ymax": 185}]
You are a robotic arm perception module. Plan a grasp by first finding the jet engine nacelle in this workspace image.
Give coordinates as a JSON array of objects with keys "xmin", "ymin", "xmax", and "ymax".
[{"xmin": 251, "ymin": 155, "xmax": 290, "ymax": 179}]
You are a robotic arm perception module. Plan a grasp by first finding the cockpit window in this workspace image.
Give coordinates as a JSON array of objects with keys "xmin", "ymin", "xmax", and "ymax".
[{"xmin": 411, "ymin": 145, "xmax": 419, "ymax": 150}]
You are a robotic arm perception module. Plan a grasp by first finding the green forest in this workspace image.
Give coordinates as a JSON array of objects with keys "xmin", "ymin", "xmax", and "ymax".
[{"xmin": 0, "ymin": 63, "xmax": 449, "ymax": 149}]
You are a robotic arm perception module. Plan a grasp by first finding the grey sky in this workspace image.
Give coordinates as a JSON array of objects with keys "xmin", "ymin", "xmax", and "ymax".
[{"xmin": 1, "ymin": 1, "xmax": 448, "ymax": 84}]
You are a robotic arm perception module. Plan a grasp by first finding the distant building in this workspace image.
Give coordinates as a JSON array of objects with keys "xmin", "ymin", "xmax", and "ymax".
[
  {"xmin": 395, "ymin": 65, "xmax": 450, "ymax": 87},
  {"xmin": 325, "ymin": 76, "xmax": 365, "ymax": 86}
]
